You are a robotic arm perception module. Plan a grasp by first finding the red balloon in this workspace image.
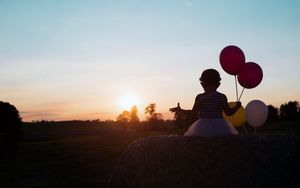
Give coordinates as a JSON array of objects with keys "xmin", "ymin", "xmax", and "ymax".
[
  {"xmin": 219, "ymin": 45, "xmax": 245, "ymax": 75},
  {"xmin": 237, "ymin": 62, "xmax": 263, "ymax": 89}
]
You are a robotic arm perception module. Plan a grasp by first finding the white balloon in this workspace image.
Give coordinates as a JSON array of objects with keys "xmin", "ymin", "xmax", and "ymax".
[{"xmin": 245, "ymin": 100, "xmax": 268, "ymax": 128}]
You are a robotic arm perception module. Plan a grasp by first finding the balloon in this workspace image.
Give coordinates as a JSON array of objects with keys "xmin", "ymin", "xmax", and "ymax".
[
  {"xmin": 219, "ymin": 45, "xmax": 245, "ymax": 75},
  {"xmin": 237, "ymin": 62, "xmax": 263, "ymax": 89},
  {"xmin": 245, "ymin": 100, "xmax": 268, "ymax": 128},
  {"xmin": 223, "ymin": 102, "xmax": 246, "ymax": 127}
]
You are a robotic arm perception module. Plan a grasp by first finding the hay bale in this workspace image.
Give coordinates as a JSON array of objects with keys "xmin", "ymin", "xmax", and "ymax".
[{"xmin": 108, "ymin": 135, "xmax": 299, "ymax": 188}]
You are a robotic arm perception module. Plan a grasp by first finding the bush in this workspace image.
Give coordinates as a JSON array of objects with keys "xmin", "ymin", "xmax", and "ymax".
[{"xmin": 0, "ymin": 101, "xmax": 23, "ymax": 140}]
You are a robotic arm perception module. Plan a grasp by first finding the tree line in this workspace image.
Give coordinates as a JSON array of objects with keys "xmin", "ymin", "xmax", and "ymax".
[
  {"xmin": 1, "ymin": 100, "xmax": 300, "ymax": 137},
  {"xmin": 116, "ymin": 103, "xmax": 164, "ymax": 131},
  {"xmin": 1, "ymin": 100, "xmax": 299, "ymax": 166},
  {"xmin": 267, "ymin": 101, "xmax": 300, "ymax": 121},
  {"xmin": 115, "ymin": 100, "xmax": 300, "ymax": 131}
]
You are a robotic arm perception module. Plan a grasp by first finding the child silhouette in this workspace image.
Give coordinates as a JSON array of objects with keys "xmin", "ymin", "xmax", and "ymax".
[{"xmin": 170, "ymin": 69, "xmax": 240, "ymax": 137}]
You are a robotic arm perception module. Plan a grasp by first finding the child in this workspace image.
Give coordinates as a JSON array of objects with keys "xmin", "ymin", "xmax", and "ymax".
[{"xmin": 170, "ymin": 69, "xmax": 240, "ymax": 137}]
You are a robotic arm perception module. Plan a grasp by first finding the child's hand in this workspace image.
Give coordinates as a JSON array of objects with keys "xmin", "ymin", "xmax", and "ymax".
[
  {"xmin": 236, "ymin": 101, "xmax": 242, "ymax": 108},
  {"xmin": 169, "ymin": 102, "xmax": 181, "ymax": 113}
]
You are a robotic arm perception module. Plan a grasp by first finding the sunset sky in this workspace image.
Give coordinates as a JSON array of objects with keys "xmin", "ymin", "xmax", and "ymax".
[{"xmin": 1, "ymin": 0, "xmax": 299, "ymax": 121}]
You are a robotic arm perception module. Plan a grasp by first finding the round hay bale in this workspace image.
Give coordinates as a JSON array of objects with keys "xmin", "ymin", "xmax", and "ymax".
[{"xmin": 108, "ymin": 134, "xmax": 299, "ymax": 188}]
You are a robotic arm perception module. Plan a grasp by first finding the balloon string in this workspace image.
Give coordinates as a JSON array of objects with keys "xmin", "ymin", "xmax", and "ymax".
[
  {"xmin": 242, "ymin": 123, "xmax": 248, "ymax": 134},
  {"xmin": 238, "ymin": 88, "xmax": 245, "ymax": 101},
  {"xmin": 235, "ymin": 75, "xmax": 239, "ymax": 101}
]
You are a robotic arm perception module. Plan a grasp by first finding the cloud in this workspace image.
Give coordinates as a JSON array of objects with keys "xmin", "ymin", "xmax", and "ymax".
[
  {"xmin": 185, "ymin": 1, "xmax": 192, "ymax": 6},
  {"xmin": 21, "ymin": 111, "xmax": 62, "ymax": 121}
]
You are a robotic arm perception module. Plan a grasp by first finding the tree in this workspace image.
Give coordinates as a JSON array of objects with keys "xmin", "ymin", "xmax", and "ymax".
[
  {"xmin": 117, "ymin": 105, "xmax": 140, "ymax": 130},
  {"xmin": 0, "ymin": 101, "xmax": 23, "ymax": 140},
  {"xmin": 129, "ymin": 105, "xmax": 139, "ymax": 124},
  {"xmin": 117, "ymin": 110, "xmax": 130, "ymax": 130},
  {"xmin": 116, "ymin": 110, "xmax": 130, "ymax": 123},
  {"xmin": 267, "ymin": 105, "xmax": 279, "ymax": 121},
  {"xmin": 0, "ymin": 101, "xmax": 23, "ymax": 164},
  {"xmin": 279, "ymin": 101, "xmax": 299, "ymax": 120},
  {"xmin": 145, "ymin": 103, "xmax": 163, "ymax": 130},
  {"xmin": 145, "ymin": 103, "xmax": 163, "ymax": 121}
]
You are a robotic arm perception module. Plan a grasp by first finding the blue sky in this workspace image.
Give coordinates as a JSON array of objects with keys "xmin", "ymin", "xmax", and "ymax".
[{"xmin": 1, "ymin": 0, "xmax": 300, "ymax": 121}]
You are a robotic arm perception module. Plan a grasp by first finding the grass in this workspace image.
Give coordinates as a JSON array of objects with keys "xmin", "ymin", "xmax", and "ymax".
[
  {"xmin": 1, "ymin": 121, "xmax": 299, "ymax": 187},
  {"xmin": 10, "ymin": 125, "xmax": 184, "ymax": 188}
]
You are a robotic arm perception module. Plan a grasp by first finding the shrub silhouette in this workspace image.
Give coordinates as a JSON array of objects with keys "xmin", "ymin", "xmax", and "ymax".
[
  {"xmin": 0, "ymin": 101, "xmax": 23, "ymax": 140},
  {"xmin": 267, "ymin": 105, "xmax": 279, "ymax": 122},
  {"xmin": 280, "ymin": 101, "xmax": 299, "ymax": 120},
  {"xmin": 0, "ymin": 101, "xmax": 22, "ymax": 186}
]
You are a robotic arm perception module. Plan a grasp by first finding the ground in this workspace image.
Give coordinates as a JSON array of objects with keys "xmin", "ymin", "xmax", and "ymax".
[{"xmin": 0, "ymin": 121, "xmax": 299, "ymax": 188}]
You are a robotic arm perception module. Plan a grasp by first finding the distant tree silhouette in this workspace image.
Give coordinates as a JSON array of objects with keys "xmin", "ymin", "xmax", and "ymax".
[
  {"xmin": 145, "ymin": 103, "xmax": 163, "ymax": 121},
  {"xmin": 0, "ymin": 101, "xmax": 23, "ymax": 140},
  {"xmin": 0, "ymin": 101, "xmax": 23, "ymax": 182},
  {"xmin": 280, "ymin": 101, "xmax": 299, "ymax": 120},
  {"xmin": 117, "ymin": 106, "xmax": 140, "ymax": 130},
  {"xmin": 145, "ymin": 103, "xmax": 163, "ymax": 130},
  {"xmin": 117, "ymin": 110, "xmax": 130, "ymax": 130},
  {"xmin": 117, "ymin": 110, "xmax": 130, "ymax": 123},
  {"xmin": 129, "ymin": 105, "xmax": 139, "ymax": 124},
  {"xmin": 267, "ymin": 105, "xmax": 279, "ymax": 122}
]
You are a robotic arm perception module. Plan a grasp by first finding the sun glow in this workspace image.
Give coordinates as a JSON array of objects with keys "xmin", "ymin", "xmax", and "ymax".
[{"xmin": 119, "ymin": 93, "xmax": 140, "ymax": 110}]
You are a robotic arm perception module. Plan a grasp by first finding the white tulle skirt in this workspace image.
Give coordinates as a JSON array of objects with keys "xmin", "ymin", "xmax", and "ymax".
[{"xmin": 184, "ymin": 118, "xmax": 239, "ymax": 137}]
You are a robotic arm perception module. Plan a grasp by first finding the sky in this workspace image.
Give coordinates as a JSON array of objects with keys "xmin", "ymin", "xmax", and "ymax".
[{"xmin": 1, "ymin": 0, "xmax": 300, "ymax": 121}]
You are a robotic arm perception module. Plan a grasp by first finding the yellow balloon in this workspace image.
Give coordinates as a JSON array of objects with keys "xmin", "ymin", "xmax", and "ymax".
[{"xmin": 223, "ymin": 102, "xmax": 246, "ymax": 127}]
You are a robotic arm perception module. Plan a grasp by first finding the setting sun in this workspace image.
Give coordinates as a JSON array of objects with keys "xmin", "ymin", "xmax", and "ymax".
[{"xmin": 119, "ymin": 93, "xmax": 140, "ymax": 110}]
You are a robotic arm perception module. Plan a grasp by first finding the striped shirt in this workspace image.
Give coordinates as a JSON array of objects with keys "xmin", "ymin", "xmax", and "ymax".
[{"xmin": 192, "ymin": 91, "xmax": 226, "ymax": 119}]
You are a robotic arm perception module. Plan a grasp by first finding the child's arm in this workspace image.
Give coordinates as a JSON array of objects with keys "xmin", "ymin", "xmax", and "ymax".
[
  {"xmin": 169, "ymin": 95, "xmax": 200, "ymax": 117},
  {"xmin": 169, "ymin": 103, "xmax": 191, "ymax": 116},
  {"xmin": 223, "ymin": 95, "xmax": 241, "ymax": 116}
]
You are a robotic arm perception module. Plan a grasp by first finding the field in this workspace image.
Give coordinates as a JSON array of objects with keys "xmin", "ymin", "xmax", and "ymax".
[{"xmin": 1, "ymin": 121, "xmax": 300, "ymax": 188}]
